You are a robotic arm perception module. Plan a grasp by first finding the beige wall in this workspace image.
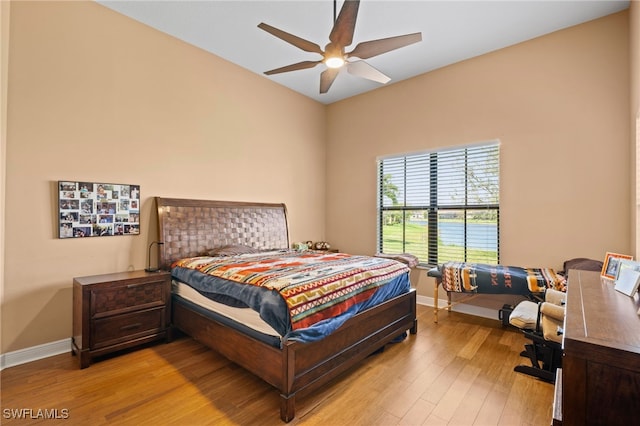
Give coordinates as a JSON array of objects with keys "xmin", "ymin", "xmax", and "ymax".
[
  {"xmin": 1, "ymin": 3, "xmax": 635, "ymax": 354},
  {"xmin": 632, "ymin": 1, "xmax": 640, "ymax": 255},
  {"xmin": 1, "ymin": 1, "xmax": 10, "ymax": 354},
  {"xmin": 326, "ymin": 12, "xmax": 631, "ymax": 301},
  {"xmin": 2, "ymin": 1, "xmax": 326, "ymax": 353}
]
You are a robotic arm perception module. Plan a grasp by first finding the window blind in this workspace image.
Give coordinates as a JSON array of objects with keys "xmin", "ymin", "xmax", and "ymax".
[{"xmin": 377, "ymin": 142, "xmax": 500, "ymax": 266}]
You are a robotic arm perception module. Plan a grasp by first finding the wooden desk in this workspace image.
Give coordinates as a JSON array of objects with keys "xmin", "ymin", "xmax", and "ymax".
[{"xmin": 559, "ymin": 270, "xmax": 640, "ymax": 425}]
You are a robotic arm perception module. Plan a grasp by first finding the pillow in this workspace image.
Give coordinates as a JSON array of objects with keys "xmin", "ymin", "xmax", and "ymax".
[{"xmin": 206, "ymin": 244, "xmax": 261, "ymax": 257}]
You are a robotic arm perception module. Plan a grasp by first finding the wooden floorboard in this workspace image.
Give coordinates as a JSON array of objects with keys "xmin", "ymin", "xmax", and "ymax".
[{"xmin": 0, "ymin": 305, "xmax": 554, "ymax": 425}]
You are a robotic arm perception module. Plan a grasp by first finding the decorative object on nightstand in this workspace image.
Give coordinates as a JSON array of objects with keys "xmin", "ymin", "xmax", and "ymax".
[
  {"xmin": 72, "ymin": 270, "xmax": 171, "ymax": 368},
  {"xmin": 145, "ymin": 241, "xmax": 164, "ymax": 272},
  {"xmin": 314, "ymin": 241, "xmax": 331, "ymax": 250},
  {"xmin": 292, "ymin": 242, "xmax": 309, "ymax": 251}
]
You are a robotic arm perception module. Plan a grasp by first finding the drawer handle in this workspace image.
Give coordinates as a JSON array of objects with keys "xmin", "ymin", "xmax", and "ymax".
[
  {"xmin": 120, "ymin": 323, "xmax": 142, "ymax": 331},
  {"xmin": 126, "ymin": 283, "xmax": 151, "ymax": 289}
]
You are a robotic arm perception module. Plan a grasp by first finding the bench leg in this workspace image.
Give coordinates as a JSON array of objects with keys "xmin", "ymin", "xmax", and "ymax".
[{"xmin": 434, "ymin": 279, "xmax": 439, "ymax": 323}]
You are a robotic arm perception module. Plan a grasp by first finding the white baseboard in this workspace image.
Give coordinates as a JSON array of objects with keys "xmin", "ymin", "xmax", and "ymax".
[
  {"xmin": 0, "ymin": 298, "xmax": 498, "ymax": 370},
  {"xmin": 417, "ymin": 294, "xmax": 499, "ymax": 321},
  {"xmin": 0, "ymin": 338, "xmax": 71, "ymax": 370}
]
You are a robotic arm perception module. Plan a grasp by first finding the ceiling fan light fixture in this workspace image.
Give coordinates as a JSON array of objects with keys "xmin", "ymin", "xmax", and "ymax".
[
  {"xmin": 325, "ymin": 56, "xmax": 345, "ymax": 69},
  {"xmin": 258, "ymin": 0, "xmax": 422, "ymax": 94}
]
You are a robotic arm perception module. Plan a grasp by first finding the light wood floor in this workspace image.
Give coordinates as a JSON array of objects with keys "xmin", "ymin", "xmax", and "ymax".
[{"xmin": 1, "ymin": 305, "xmax": 553, "ymax": 425}]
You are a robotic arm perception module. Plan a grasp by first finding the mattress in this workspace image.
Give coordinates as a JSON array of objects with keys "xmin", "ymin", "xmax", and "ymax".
[{"xmin": 173, "ymin": 280, "xmax": 280, "ymax": 338}]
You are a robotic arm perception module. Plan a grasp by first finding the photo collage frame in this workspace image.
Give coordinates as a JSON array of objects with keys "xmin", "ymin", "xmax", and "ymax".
[{"xmin": 58, "ymin": 181, "xmax": 140, "ymax": 238}]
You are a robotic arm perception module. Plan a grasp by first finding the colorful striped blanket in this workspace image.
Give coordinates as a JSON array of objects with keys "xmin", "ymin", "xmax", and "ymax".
[
  {"xmin": 440, "ymin": 261, "xmax": 566, "ymax": 294},
  {"xmin": 172, "ymin": 251, "xmax": 409, "ymax": 331}
]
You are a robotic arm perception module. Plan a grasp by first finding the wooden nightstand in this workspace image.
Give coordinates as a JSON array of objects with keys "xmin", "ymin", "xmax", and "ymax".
[{"xmin": 72, "ymin": 270, "xmax": 171, "ymax": 368}]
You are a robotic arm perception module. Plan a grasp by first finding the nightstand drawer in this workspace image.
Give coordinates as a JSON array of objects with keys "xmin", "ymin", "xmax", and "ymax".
[
  {"xmin": 73, "ymin": 270, "xmax": 171, "ymax": 368},
  {"xmin": 91, "ymin": 280, "xmax": 166, "ymax": 316},
  {"xmin": 92, "ymin": 307, "xmax": 164, "ymax": 349}
]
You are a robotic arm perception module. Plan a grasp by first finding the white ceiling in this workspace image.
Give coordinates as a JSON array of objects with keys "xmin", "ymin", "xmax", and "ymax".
[{"xmin": 97, "ymin": 1, "xmax": 630, "ymax": 105}]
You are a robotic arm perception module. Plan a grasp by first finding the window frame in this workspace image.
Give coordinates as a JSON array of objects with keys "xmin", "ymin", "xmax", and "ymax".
[{"xmin": 377, "ymin": 142, "xmax": 500, "ymax": 266}]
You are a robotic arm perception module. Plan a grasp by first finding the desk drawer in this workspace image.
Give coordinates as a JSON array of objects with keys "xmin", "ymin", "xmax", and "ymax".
[
  {"xmin": 92, "ymin": 307, "xmax": 164, "ymax": 348},
  {"xmin": 91, "ymin": 280, "xmax": 165, "ymax": 316}
]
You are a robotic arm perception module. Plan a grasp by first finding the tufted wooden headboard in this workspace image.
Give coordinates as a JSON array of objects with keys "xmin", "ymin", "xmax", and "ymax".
[{"xmin": 155, "ymin": 197, "xmax": 289, "ymax": 270}]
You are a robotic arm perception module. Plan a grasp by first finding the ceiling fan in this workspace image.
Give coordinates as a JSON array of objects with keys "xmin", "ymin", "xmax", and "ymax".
[{"xmin": 258, "ymin": 0, "xmax": 422, "ymax": 94}]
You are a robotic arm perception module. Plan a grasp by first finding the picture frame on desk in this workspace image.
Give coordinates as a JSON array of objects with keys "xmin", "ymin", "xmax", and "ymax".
[
  {"xmin": 614, "ymin": 260, "xmax": 640, "ymax": 297},
  {"xmin": 614, "ymin": 268, "xmax": 640, "ymax": 297},
  {"xmin": 615, "ymin": 259, "xmax": 640, "ymax": 280},
  {"xmin": 601, "ymin": 252, "xmax": 633, "ymax": 280}
]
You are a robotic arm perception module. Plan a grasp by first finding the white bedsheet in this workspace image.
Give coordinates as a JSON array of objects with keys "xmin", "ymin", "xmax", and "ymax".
[{"xmin": 172, "ymin": 280, "xmax": 281, "ymax": 338}]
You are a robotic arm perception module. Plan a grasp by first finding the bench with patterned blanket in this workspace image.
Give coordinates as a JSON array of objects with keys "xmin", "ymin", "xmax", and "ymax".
[
  {"xmin": 439, "ymin": 261, "xmax": 566, "ymax": 294},
  {"xmin": 428, "ymin": 261, "xmax": 566, "ymax": 322}
]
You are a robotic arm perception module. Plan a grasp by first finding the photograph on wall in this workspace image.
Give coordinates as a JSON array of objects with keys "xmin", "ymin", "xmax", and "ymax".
[{"xmin": 58, "ymin": 181, "xmax": 140, "ymax": 238}]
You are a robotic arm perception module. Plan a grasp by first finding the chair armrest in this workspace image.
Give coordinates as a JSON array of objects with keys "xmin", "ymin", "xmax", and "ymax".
[
  {"xmin": 541, "ymin": 302, "xmax": 565, "ymax": 321},
  {"xmin": 544, "ymin": 288, "xmax": 566, "ymax": 306},
  {"xmin": 541, "ymin": 314, "xmax": 564, "ymax": 343}
]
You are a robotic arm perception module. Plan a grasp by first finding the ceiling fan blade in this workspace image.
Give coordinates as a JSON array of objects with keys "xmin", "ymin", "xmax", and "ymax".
[
  {"xmin": 320, "ymin": 68, "xmax": 341, "ymax": 94},
  {"xmin": 329, "ymin": 0, "xmax": 360, "ymax": 47},
  {"xmin": 347, "ymin": 60, "xmax": 390, "ymax": 84},
  {"xmin": 348, "ymin": 32, "xmax": 422, "ymax": 60},
  {"xmin": 258, "ymin": 22, "xmax": 323, "ymax": 55},
  {"xmin": 264, "ymin": 60, "xmax": 323, "ymax": 75}
]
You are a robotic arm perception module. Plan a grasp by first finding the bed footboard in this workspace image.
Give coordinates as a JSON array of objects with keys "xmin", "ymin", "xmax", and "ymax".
[
  {"xmin": 279, "ymin": 289, "xmax": 417, "ymax": 421},
  {"xmin": 173, "ymin": 289, "xmax": 417, "ymax": 422}
]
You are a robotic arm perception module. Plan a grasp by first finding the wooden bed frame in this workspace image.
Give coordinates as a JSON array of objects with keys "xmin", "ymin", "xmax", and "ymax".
[{"xmin": 155, "ymin": 197, "xmax": 417, "ymax": 422}]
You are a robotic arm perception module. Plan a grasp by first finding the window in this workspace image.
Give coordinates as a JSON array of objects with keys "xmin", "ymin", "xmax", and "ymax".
[{"xmin": 377, "ymin": 142, "xmax": 500, "ymax": 266}]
